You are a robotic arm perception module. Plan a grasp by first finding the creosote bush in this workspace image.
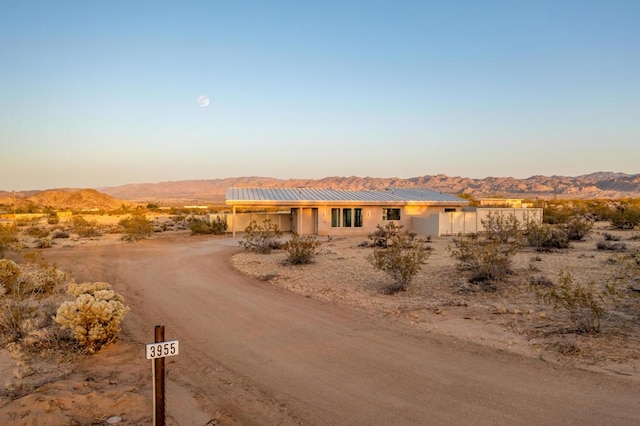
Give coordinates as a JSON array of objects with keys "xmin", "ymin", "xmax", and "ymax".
[
  {"xmin": 481, "ymin": 213, "xmax": 522, "ymax": 244},
  {"xmin": 368, "ymin": 222, "xmax": 402, "ymax": 248},
  {"xmin": 284, "ymin": 233, "xmax": 321, "ymax": 264},
  {"xmin": 368, "ymin": 224, "xmax": 430, "ymax": 293},
  {"xmin": 239, "ymin": 219, "xmax": 282, "ymax": 254},
  {"xmin": 55, "ymin": 282, "xmax": 129, "ymax": 353},
  {"xmin": 563, "ymin": 217, "xmax": 593, "ymax": 241},
  {"xmin": 119, "ymin": 212, "xmax": 153, "ymax": 242},
  {"xmin": 534, "ymin": 271, "xmax": 618, "ymax": 334},
  {"xmin": 610, "ymin": 206, "xmax": 640, "ymax": 230},
  {"xmin": 524, "ymin": 220, "xmax": 570, "ymax": 251},
  {"xmin": 189, "ymin": 215, "xmax": 228, "ymax": 235},
  {"xmin": 71, "ymin": 216, "xmax": 101, "ymax": 238},
  {"xmin": 0, "ymin": 223, "xmax": 19, "ymax": 258},
  {"xmin": 449, "ymin": 234, "xmax": 518, "ymax": 287},
  {"xmin": 596, "ymin": 240, "xmax": 627, "ymax": 252}
]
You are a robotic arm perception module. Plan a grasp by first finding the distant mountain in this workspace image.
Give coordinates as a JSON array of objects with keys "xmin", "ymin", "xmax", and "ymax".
[
  {"xmin": 98, "ymin": 172, "xmax": 640, "ymax": 203},
  {"xmin": 0, "ymin": 189, "xmax": 132, "ymax": 211},
  {"xmin": 3, "ymin": 173, "xmax": 639, "ymax": 210}
]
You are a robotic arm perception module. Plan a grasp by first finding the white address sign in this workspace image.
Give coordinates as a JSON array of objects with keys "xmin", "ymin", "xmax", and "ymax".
[{"xmin": 145, "ymin": 340, "xmax": 179, "ymax": 360}]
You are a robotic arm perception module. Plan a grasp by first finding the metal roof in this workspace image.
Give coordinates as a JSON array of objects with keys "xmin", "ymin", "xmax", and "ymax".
[{"xmin": 226, "ymin": 187, "xmax": 468, "ymax": 205}]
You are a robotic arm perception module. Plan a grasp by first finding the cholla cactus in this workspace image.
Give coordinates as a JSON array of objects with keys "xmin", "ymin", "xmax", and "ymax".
[
  {"xmin": 0, "ymin": 259, "xmax": 21, "ymax": 295},
  {"xmin": 24, "ymin": 267, "xmax": 68, "ymax": 295},
  {"xmin": 66, "ymin": 281, "xmax": 111, "ymax": 297},
  {"xmin": 55, "ymin": 282, "xmax": 129, "ymax": 353}
]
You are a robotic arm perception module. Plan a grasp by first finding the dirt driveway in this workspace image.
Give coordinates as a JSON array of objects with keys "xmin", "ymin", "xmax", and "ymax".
[{"xmin": 46, "ymin": 235, "xmax": 640, "ymax": 425}]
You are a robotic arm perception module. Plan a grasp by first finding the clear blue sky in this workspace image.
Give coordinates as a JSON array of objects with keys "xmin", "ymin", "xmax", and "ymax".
[{"xmin": 1, "ymin": 1, "xmax": 638, "ymax": 190}]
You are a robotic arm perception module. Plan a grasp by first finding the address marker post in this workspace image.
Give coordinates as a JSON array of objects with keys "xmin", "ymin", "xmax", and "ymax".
[{"xmin": 146, "ymin": 325, "xmax": 179, "ymax": 426}]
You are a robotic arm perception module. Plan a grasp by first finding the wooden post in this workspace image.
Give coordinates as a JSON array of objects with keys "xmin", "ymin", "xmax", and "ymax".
[{"xmin": 154, "ymin": 325, "xmax": 165, "ymax": 426}]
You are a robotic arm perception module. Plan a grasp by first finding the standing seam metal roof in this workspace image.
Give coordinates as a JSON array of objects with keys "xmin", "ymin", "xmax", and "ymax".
[{"xmin": 226, "ymin": 187, "xmax": 467, "ymax": 203}]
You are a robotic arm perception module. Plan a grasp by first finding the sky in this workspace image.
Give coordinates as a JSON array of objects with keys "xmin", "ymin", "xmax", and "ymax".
[{"xmin": 1, "ymin": 1, "xmax": 639, "ymax": 191}]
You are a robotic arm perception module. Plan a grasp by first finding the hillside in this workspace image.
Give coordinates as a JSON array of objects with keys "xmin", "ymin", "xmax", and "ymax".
[
  {"xmin": 0, "ymin": 189, "xmax": 132, "ymax": 211},
  {"xmin": 98, "ymin": 173, "xmax": 640, "ymax": 203}
]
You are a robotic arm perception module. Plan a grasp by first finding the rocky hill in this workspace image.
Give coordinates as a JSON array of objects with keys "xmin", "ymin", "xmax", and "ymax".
[
  {"xmin": 98, "ymin": 173, "xmax": 640, "ymax": 203},
  {"xmin": 0, "ymin": 189, "xmax": 132, "ymax": 211}
]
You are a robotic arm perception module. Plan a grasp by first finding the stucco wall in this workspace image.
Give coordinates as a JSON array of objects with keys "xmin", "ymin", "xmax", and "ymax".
[
  {"xmin": 220, "ymin": 212, "xmax": 292, "ymax": 234},
  {"xmin": 413, "ymin": 208, "xmax": 543, "ymax": 237}
]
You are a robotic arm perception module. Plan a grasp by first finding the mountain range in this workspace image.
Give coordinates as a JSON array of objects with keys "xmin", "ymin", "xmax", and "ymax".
[
  {"xmin": 98, "ymin": 172, "xmax": 640, "ymax": 204},
  {"xmin": 1, "ymin": 172, "xmax": 639, "ymax": 210}
]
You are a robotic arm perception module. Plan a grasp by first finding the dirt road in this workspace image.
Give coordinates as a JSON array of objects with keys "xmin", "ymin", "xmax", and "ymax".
[{"xmin": 47, "ymin": 236, "xmax": 640, "ymax": 425}]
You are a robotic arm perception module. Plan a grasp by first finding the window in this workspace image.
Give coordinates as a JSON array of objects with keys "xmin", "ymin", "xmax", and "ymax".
[
  {"xmin": 354, "ymin": 208, "xmax": 363, "ymax": 227},
  {"xmin": 384, "ymin": 208, "xmax": 401, "ymax": 221},
  {"xmin": 331, "ymin": 208, "xmax": 340, "ymax": 227},
  {"xmin": 330, "ymin": 208, "xmax": 363, "ymax": 228},
  {"xmin": 343, "ymin": 208, "xmax": 352, "ymax": 227},
  {"xmin": 445, "ymin": 208, "xmax": 456, "ymax": 213}
]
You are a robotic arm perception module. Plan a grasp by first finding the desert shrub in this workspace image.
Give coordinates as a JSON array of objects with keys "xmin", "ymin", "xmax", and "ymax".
[
  {"xmin": 602, "ymin": 232, "xmax": 620, "ymax": 241},
  {"xmin": 583, "ymin": 200, "xmax": 616, "ymax": 221},
  {"xmin": 542, "ymin": 205, "xmax": 575, "ymax": 225},
  {"xmin": 119, "ymin": 212, "xmax": 153, "ymax": 242},
  {"xmin": 55, "ymin": 282, "xmax": 129, "ymax": 353},
  {"xmin": 25, "ymin": 226, "xmax": 49, "ymax": 238},
  {"xmin": 0, "ymin": 259, "xmax": 21, "ymax": 295},
  {"xmin": 481, "ymin": 213, "xmax": 522, "ymax": 244},
  {"xmin": 610, "ymin": 206, "xmax": 640, "ymax": 230},
  {"xmin": 283, "ymin": 233, "xmax": 321, "ymax": 265},
  {"xmin": 23, "ymin": 266, "xmax": 67, "ymax": 296},
  {"xmin": 368, "ymin": 222, "xmax": 403, "ymax": 248},
  {"xmin": 0, "ymin": 261, "xmax": 69, "ymax": 347},
  {"xmin": 189, "ymin": 216, "xmax": 228, "ymax": 235},
  {"xmin": 1, "ymin": 258, "xmax": 66, "ymax": 298},
  {"xmin": 35, "ymin": 238, "xmax": 52, "ymax": 249},
  {"xmin": 47, "ymin": 212, "xmax": 60, "ymax": 225},
  {"xmin": 596, "ymin": 240, "xmax": 627, "ymax": 251},
  {"xmin": 51, "ymin": 230, "xmax": 70, "ymax": 239},
  {"xmin": 15, "ymin": 217, "xmax": 39, "ymax": 227},
  {"xmin": 449, "ymin": 235, "xmax": 518, "ymax": 286},
  {"xmin": 534, "ymin": 271, "xmax": 617, "ymax": 334},
  {"xmin": 524, "ymin": 221, "xmax": 570, "ymax": 251},
  {"xmin": 0, "ymin": 294, "xmax": 39, "ymax": 344},
  {"xmin": 529, "ymin": 275, "xmax": 554, "ymax": 288},
  {"xmin": 611, "ymin": 249, "xmax": 640, "ymax": 289},
  {"xmin": 0, "ymin": 223, "xmax": 19, "ymax": 258},
  {"xmin": 369, "ymin": 232, "xmax": 430, "ymax": 293},
  {"xmin": 563, "ymin": 217, "xmax": 593, "ymax": 241},
  {"xmin": 239, "ymin": 220, "xmax": 282, "ymax": 254},
  {"xmin": 71, "ymin": 216, "xmax": 101, "ymax": 238}
]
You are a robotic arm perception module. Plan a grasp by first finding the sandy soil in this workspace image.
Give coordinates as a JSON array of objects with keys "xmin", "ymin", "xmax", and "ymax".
[{"xmin": 1, "ymin": 223, "xmax": 639, "ymax": 425}]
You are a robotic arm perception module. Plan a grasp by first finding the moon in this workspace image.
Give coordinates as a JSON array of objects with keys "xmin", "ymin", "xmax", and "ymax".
[{"xmin": 197, "ymin": 95, "xmax": 210, "ymax": 107}]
